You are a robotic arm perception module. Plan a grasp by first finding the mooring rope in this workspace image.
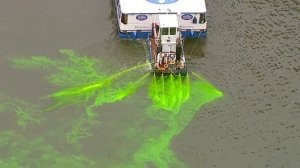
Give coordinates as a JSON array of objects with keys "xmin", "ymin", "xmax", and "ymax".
[{"xmin": 189, "ymin": 31, "xmax": 202, "ymax": 57}]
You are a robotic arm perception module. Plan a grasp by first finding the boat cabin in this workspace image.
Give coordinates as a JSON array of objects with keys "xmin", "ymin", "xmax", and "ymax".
[{"xmin": 114, "ymin": 0, "xmax": 207, "ymax": 39}]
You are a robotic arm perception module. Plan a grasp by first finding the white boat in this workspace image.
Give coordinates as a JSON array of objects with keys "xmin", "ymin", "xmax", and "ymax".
[
  {"xmin": 113, "ymin": 0, "xmax": 208, "ymax": 75},
  {"xmin": 114, "ymin": 0, "xmax": 207, "ymax": 39}
]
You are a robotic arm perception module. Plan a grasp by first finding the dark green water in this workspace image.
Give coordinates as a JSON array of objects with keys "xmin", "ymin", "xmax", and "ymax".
[{"xmin": 0, "ymin": 0, "xmax": 299, "ymax": 168}]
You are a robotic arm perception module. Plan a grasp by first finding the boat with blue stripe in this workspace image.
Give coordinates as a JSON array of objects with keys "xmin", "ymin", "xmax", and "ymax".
[
  {"xmin": 114, "ymin": 0, "xmax": 207, "ymax": 39},
  {"xmin": 113, "ymin": 0, "xmax": 208, "ymax": 76}
]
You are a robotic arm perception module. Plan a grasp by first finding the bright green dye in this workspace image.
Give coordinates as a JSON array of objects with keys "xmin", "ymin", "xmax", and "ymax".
[
  {"xmin": 116, "ymin": 73, "xmax": 223, "ymax": 168},
  {"xmin": 7, "ymin": 50, "xmax": 223, "ymax": 168},
  {"xmin": 47, "ymin": 62, "xmax": 150, "ymax": 114},
  {"xmin": 148, "ymin": 74, "xmax": 190, "ymax": 112},
  {"xmin": 65, "ymin": 72, "xmax": 149, "ymax": 148}
]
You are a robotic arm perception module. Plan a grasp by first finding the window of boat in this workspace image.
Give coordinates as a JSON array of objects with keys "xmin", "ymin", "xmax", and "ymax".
[
  {"xmin": 199, "ymin": 13, "xmax": 206, "ymax": 24},
  {"xmin": 170, "ymin": 27, "xmax": 176, "ymax": 35},
  {"xmin": 161, "ymin": 28, "xmax": 169, "ymax": 35}
]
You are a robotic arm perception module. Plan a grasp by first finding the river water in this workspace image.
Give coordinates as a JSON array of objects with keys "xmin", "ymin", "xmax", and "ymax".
[{"xmin": 0, "ymin": 0, "xmax": 299, "ymax": 168}]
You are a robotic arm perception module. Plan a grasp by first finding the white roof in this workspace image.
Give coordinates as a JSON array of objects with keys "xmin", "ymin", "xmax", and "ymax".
[
  {"xmin": 159, "ymin": 14, "xmax": 178, "ymax": 27},
  {"xmin": 119, "ymin": 0, "xmax": 207, "ymax": 14}
]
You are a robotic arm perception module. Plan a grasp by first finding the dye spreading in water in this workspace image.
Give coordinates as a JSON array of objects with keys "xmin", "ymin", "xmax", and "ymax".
[
  {"xmin": 0, "ymin": 131, "xmax": 95, "ymax": 168},
  {"xmin": 116, "ymin": 73, "xmax": 223, "ymax": 168},
  {"xmin": 0, "ymin": 94, "xmax": 43, "ymax": 129},
  {"xmin": 47, "ymin": 62, "xmax": 150, "ymax": 115},
  {"xmin": 148, "ymin": 74, "xmax": 190, "ymax": 112},
  {"xmin": 12, "ymin": 49, "xmax": 107, "ymax": 88},
  {"xmin": 0, "ymin": 94, "xmax": 96, "ymax": 168},
  {"xmin": 4, "ymin": 50, "xmax": 223, "ymax": 168}
]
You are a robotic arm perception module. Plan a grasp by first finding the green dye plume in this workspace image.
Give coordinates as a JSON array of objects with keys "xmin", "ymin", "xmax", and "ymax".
[
  {"xmin": 47, "ymin": 63, "xmax": 150, "ymax": 113},
  {"xmin": 0, "ymin": 131, "xmax": 95, "ymax": 168},
  {"xmin": 65, "ymin": 71, "xmax": 150, "ymax": 148},
  {"xmin": 0, "ymin": 94, "xmax": 43, "ymax": 129},
  {"xmin": 10, "ymin": 49, "xmax": 223, "ymax": 168},
  {"xmin": 12, "ymin": 49, "xmax": 107, "ymax": 88},
  {"xmin": 94, "ymin": 72, "xmax": 149, "ymax": 105},
  {"xmin": 66, "ymin": 115, "xmax": 100, "ymax": 149},
  {"xmin": 148, "ymin": 74, "xmax": 190, "ymax": 112},
  {"xmin": 12, "ymin": 49, "xmax": 151, "ymax": 113},
  {"xmin": 120, "ymin": 72, "xmax": 223, "ymax": 168}
]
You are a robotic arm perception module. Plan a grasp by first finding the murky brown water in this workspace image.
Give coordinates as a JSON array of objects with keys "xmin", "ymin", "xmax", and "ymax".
[{"xmin": 0, "ymin": 0, "xmax": 299, "ymax": 168}]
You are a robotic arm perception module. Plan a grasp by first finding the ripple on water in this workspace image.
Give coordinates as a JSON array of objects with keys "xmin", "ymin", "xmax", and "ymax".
[{"xmin": 183, "ymin": 0, "xmax": 300, "ymax": 167}]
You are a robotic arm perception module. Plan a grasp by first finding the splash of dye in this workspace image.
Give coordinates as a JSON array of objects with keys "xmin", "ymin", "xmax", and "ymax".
[
  {"xmin": 148, "ymin": 74, "xmax": 190, "ymax": 112},
  {"xmin": 47, "ymin": 62, "xmax": 150, "ymax": 113}
]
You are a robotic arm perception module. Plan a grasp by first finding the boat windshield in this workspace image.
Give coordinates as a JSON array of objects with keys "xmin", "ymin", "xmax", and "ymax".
[
  {"xmin": 161, "ymin": 27, "xmax": 177, "ymax": 35},
  {"xmin": 162, "ymin": 28, "xmax": 168, "ymax": 35},
  {"xmin": 170, "ymin": 27, "xmax": 176, "ymax": 35}
]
